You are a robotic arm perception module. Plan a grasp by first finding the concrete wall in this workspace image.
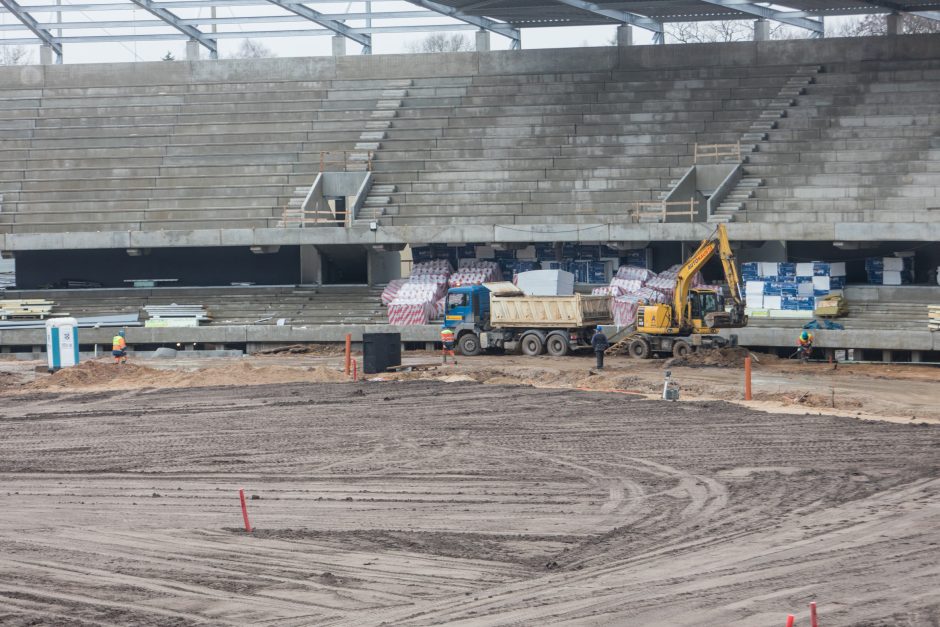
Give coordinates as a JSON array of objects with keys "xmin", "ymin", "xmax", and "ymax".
[{"xmin": 3, "ymin": 34, "xmax": 940, "ymax": 90}]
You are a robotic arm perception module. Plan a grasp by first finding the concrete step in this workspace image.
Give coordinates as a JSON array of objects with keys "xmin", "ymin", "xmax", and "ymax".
[
  {"xmin": 778, "ymin": 87, "xmax": 806, "ymax": 97},
  {"xmin": 354, "ymin": 141, "xmax": 381, "ymax": 150},
  {"xmin": 741, "ymin": 132, "xmax": 768, "ymax": 142},
  {"xmin": 365, "ymin": 120, "xmax": 392, "ymax": 130},
  {"xmin": 769, "ymin": 99, "xmax": 796, "ymax": 108},
  {"xmin": 370, "ymin": 184, "xmax": 396, "ymax": 194},
  {"xmin": 370, "ymin": 110, "xmax": 397, "ymax": 119},
  {"xmin": 375, "ymin": 99, "xmax": 402, "ymax": 109},
  {"xmin": 363, "ymin": 196, "xmax": 390, "ymax": 205},
  {"xmin": 359, "ymin": 131, "xmax": 386, "ymax": 141},
  {"xmin": 760, "ymin": 110, "xmax": 786, "ymax": 119},
  {"xmin": 380, "ymin": 89, "xmax": 408, "ymax": 98},
  {"xmin": 750, "ymin": 121, "xmax": 777, "ymax": 131}
]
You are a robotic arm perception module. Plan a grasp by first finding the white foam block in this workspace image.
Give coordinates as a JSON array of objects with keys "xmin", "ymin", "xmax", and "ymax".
[
  {"xmin": 746, "ymin": 295, "xmax": 763, "ymax": 309},
  {"xmin": 812, "ymin": 276, "xmax": 830, "ymax": 292},
  {"xmin": 883, "ymin": 257, "xmax": 904, "ymax": 271},
  {"xmin": 882, "ymin": 270, "xmax": 903, "ymax": 285},
  {"xmin": 745, "ymin": 280, "xmax": 765, "ymax": 294},
  {"xmin": 764, "ymin": 295, "xmax": 782, "ymax": 310},
  {"xmin": 828, "ymin": 262, "xmax": 846, "ymax": 276},
  {"xmin": 796, "ymin": 262, "xmax": 814, "ymax": 277}
]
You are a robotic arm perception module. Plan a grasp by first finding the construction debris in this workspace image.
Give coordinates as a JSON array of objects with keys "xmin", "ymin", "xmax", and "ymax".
[
  {"xmin": 0, "ymin": 299, "xmax": 58, "ymax": 320},
  {"xmin": 144, "ymin": 304, "xmax": 211, "ymax": 327},
  {"xmin": 929, "ymin": 305, "xmax": 940, "ymax": 332}
]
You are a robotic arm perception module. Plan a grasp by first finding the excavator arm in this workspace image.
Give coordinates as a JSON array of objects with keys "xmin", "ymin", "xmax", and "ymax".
[
  {"xmin": 672, "ymin": 238, "xmax": 717, "ymax": 329},
  {"xmin": 672, "ymin": 224, "xmax": 744, "ymax": 329}
]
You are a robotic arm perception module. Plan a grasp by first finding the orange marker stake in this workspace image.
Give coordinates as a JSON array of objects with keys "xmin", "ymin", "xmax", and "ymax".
[
  {"xmin": 239, "ymin": 488, "xmax": 252, "ymax": 533},
  {"xmin": 353, "ymin": 359, "xmax": 358, "ymax": 382},
  {"xmin": 785, "ymin": 615, "xmax": 795, "ymax": 627},
  {"xmin": 344, "ymin": 333, "xmax": 352, "ymax": 375},
  {"xmin": 744, "ymin": 355, "xmax": 752, "ymax": 401},
  {"xmin": 810, "ymin": 602, "xmax": 817, "ymax": 627}
]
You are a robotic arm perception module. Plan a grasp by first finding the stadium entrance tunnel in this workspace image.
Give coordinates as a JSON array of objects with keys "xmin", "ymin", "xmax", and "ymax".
[
  {"xmin": 14, "ymin": 246, "xmax": 301, "ymax": 289},
  {"xmin": 318, "ymin": 245, "xmax": 368, "ymax": 285}
]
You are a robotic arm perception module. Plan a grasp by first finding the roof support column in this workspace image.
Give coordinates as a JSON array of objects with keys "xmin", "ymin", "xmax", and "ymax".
[
  {"xmin": 39, "ymin": 43, "xmax": 53, "ymax": 64},
  {"xmin": 616, "ymin": 24, "xmax": 632, "ymax": 46},
  {"xmin": 886, "ymin": 12, "xmax": 902, "ymax": 35},
  {"xmin": 754, "ymin": 18, "xmax": 769, "ymax": 41},
  {"xmin": 332, "ymin": 34, "xmax": 346, "ymax": 56},
  {"xmin": 475, "ymin": 29, "xmax": 490, "ymax": 52}
]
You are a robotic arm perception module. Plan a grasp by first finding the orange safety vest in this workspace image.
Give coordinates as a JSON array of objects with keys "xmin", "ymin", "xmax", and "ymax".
[
  {"xmin": 440, "ymin": 328, "xmax": 454, "ymax": 344},
  {"xmin": 112, "ymin": 335, "xmax": 126, "ymax": 351}
]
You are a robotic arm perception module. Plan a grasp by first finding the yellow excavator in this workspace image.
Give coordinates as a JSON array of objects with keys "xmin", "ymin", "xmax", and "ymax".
[{"xmin": 623, "ymin": 224, "xmax": 747, "ymax": 359}]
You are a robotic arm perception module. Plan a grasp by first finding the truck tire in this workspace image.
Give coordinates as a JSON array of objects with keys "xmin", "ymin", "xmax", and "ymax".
[
  {"xmin": 520, "ymin": 333, "xmax": 544, "ymax": 356},
  {"xmin": 458, "ymin": 333, "xmax": 482, "ymax": 357},
  {"xmin": 545, "ymin": 333, "xmax": 569, "ymax": 357},
  {"xmin": 672, "ymin": 340, "xmax": 692, "ymax": 358},
  {"xmin": 628, "ymin": 337, "xmax": 651, "ymax": 359}
]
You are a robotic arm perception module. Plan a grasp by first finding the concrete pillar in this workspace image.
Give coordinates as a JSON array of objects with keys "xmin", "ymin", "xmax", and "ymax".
[
  {"xmin": 616, "ymin": 24, "xmax": 633, "ymax": 47},
  {"xmin": 332, "ymin": 35, "xmax": 346, "ymax": 57},
  {"xmin": 39, "ymin": 44, "xmax": 53, "ymax": 65},
  {"xmin": 185, "ymin": 39, "xmax": 200, "ymax": 60},
  {"xmin": 882, "ymin": 349, "xmax": 893, "ymax": 363},
  {"xmin": 911, "ymin": 350, "xmax": 923, "ymax": 363},
  {"xmin": 886, "ymin": 13, "xmax": 902, "ymax": 36},
  {"xmin": 475, "ymin": 30, "xmax": 490, "ymax": 52},
  {"xmin": 754, "ymin": 19, "xmax": 770, "ymax": 42}
]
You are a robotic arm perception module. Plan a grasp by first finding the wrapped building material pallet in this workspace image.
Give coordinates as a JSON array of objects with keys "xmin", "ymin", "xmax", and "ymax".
[{"xmin": 929, "ymin": 305, "xmax": 940, "ymax": 332}]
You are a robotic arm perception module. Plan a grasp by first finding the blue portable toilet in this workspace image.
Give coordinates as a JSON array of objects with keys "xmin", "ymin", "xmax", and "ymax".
[{"xmin": 45, "ymin": 317, "xmax": 79, "ymax": 371}]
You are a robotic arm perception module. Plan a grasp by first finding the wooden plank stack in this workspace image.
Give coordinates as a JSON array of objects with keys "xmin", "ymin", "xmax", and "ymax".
[
  {"xmin": 929, "ymin": 305, "xmax": 940, "ymax": 332},
  {"xmin": 0, "ymin": 299, "xmax": 58, "ymax": 320},
  {"xmin": 144, "ymin": 304, "xmax": 211, "ymax": 328}
]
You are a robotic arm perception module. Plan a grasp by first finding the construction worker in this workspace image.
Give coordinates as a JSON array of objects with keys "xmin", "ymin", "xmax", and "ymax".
[
  {"xmin": 591, "ymin": 326, "xmax": 609, "ymax": 370},
  {"xmin": 797, "ymin": 330, "xmax": 814, "ymax": 363},
  {"xmin": 440, "ymin": 326, "xmax": 457, "ymax": 365},
  {"xmin": 112, "ymin": 330, "xmax": 128, "ymax": 365}
]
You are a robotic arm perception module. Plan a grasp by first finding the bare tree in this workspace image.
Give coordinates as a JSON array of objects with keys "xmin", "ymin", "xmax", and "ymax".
[
  {"xmin": 228, "ymin": 39, "xmax": 276, "ymax": 59},
  {"xmin": 406, "ymin": 33, "xmax": 473, "ymax": 53},
  {"xmin": 0, "ymin": 45, "xmax": 33, "ymax": 65},
  {"xmin": 665, "ymin": 20, "xmax": 810, "ymax": 44},
  {"xmin": 832, "ymin": 14, "xmax": 940, "ymax": 37}
]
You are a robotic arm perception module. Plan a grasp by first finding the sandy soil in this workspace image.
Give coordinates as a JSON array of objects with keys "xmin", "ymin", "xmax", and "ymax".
[{"xmin": 0, "ymin": 362, "xmax": 939, "ymax": 625}]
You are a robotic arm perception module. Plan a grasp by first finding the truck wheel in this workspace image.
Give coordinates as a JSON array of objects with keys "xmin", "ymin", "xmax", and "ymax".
[
  {"xmin": 672, "ymin": 340, "xmax": 692, "ymax": 358},
  {"xmin": 520, "ymin": 334, "xmax": 544, "ymax": 356},
  {"xmin": 546, "ymin": 334, "xmax": 569, "ymax": 357},
  {"xmin": 628, "ymin": 337, "xmax": 651, "ymax": 359},
  {"xmin": 458, "ymin": 333, "xmax": 482, "ymax": 357}
]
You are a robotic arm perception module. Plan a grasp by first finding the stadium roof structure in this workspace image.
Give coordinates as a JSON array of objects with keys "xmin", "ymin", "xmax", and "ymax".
[{"xmin": 0, "ymin": 0, "xmax": 938, "ymax": 63}]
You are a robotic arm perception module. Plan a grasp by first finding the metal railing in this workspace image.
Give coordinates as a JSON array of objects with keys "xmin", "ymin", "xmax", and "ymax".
[
  {"xmin": 694, "ymin": 141, "xmax": 741, "ymax": 164},
  {"xmin": 319, "ymin": 150, "xmax": 373, "ymax": 172},
  {"xmin": 279, "ymin": 205, "xmax": 348, "ymax": 227},
  {"xmin": 630, "ymin": 199, "xmax": 699, "ymax": 223}
]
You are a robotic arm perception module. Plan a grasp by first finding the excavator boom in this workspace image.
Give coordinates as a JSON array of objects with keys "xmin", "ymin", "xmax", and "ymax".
[{"xmin": 672, "ymin": 224, "xmax": 744, "ymax": 329}]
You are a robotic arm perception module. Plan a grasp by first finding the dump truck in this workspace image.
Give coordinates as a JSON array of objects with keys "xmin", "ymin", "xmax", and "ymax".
[{"xmin": 443, "ymin": 281, "xmax": 611, "ymax": 357}]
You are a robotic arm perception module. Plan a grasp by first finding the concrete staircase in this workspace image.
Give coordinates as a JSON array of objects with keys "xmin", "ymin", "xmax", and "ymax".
[{"xmin": 708, "ymin": 65, "xmax": 822, "ymax": 223}]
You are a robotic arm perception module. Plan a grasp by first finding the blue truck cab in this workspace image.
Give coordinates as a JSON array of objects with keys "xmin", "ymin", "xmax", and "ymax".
[{"xmin": 442, "ymin": 284, "xmax": 490, "ymax": 330}]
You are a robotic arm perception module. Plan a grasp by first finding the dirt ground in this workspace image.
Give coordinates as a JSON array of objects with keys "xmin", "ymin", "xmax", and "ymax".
[{"xmin": 0, "ymin": 352, "xmax": 938, "ymax": 625}]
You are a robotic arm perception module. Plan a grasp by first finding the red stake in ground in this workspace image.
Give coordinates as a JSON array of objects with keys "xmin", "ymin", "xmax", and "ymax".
[
  {"xmin": 810, "ymin": 601, "xmax": 818, "ymax": 627},
  {"xmin": 239, "ymin": 488, "xmax": 252, "ymax": 532}
]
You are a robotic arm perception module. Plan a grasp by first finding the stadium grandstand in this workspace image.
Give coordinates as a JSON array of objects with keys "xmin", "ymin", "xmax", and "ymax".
[{"xmin": 0, "ymin": 0, "xmax": 939, "ymax": 361}]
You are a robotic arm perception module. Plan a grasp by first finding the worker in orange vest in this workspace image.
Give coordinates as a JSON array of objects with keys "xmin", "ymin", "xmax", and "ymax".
[
  {"xmin": 112, "ymin": 330, "xmax": 128, "ymax": 365},
  {"xmin": 440, "ymin": 327, "xmax": 457, "ymax": 365}
]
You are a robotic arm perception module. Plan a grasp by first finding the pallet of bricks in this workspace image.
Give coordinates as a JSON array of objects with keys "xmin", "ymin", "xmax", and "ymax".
[
  {"xmin": 929, "ymin": 305, "xmax": 940, "ymax": 332},
  {"xmin": 0, "ymin": 299, "xmax": 56, "ymax": 320}
]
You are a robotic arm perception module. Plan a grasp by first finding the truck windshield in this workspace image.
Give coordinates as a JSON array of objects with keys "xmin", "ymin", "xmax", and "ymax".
[{"xmin": 447, "ymin": 293, "xmax": 468, "ymax": 310}]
